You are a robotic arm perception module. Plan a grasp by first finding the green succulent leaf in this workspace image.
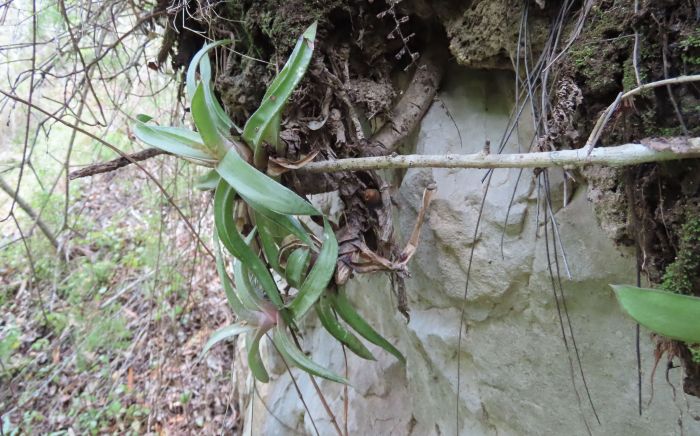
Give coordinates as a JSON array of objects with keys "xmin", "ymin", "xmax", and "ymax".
[
  {"xmin": 247, "ymin": 329, "xmax": 270, "ymax": 383},
  {"xmin": 213, "ymin": 180, "xmax": 284, "ymax": 308},
  {"xmin": 216, "ymin": 147, "xmax": 319, "ymax": 216},
  {"xmin": 330, "ymin": 290, "xmax": 405, "ymax": 364},
  {"xmin": 213, "ymin": 231, "xmax": 257, "ymax": 322},
  {"xmin": 195, "ymin": 169, "xmax": 220, "ymax": 191},
  {"xmin": 186, "ymin": 39, "xmax": 240, "ymax": 135},
  {"xmin": 233, "ymin": 256, "xmax": 270, "ymax": 313},
  {"xmin": 255, "ymin": 213, "xmax": 282, "ymax": 274},
  {"xmin": 133, "ymin": 116, "xmax": 214, "ymax": 162},
  {"xmin": 611, "ymin": 284, "xmax": 700, "ymax": 343},
  {"xmin": 191, "ymin": 83, "xmax": 227, "ymax": 159},
  {"xmin": 186, "ymin": 40, "xmax": 229, "ymax": 99},
  {"xmin": 315, "ymin": 295, "xmax": 375, "ymax": 360},
  {"xmin": 201, "ymin": 323, "xmax": 253, "ymax": 357},
  {"xmin": 285, "ymin": 248, "xmax": 310, "ymax": 289},
  {"xmin": 242, "ymin": 22, "xmax": 317, "ymax": 150},
  {"xmin": 247, "ymin": 200, "xmax": 313, "ymax": 246},
  {"xmin": 288, "ymin": 219, "xmax": 338, "ymax": 320},
  {"xmin": 272, "ymin": 324, "xmax": 347, "ymax": 384}
]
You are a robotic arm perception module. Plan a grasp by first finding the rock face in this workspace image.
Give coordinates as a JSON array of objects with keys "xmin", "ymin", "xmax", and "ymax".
[{"xmin": 238, "ymin": 68, "xmax": 700, "ymax": 434}]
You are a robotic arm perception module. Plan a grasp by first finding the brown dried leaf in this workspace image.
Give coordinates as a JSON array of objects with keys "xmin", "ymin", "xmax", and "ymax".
[
  {"xmin": 399, "ymin": 183, "xmax": 436, "ymax": 264},
  {"xmin": 267, "ymin": 150, "xmax": 320, "ymax": 176}
]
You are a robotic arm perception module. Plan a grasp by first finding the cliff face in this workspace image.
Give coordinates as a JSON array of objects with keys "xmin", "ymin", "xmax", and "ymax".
[
  {"xmin": 233, "ymin": 68, "xmax": 700, "ymax": 434},
  {"xmin": 152, "ymin": 0, "xmax": 700, "ymax": 432}
]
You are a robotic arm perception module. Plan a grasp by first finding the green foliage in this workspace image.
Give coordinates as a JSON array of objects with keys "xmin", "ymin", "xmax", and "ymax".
[
  {"xmin": 243, "ymin": 22, "xmax": 317, "ymax": 163},
  {"xmin": 134, "ymin": 22, "xmax": 405, "ymax": 384},
  {"xmin": 691, "ymin": 346, "xmax": 700, "ymax": 363},
  {"xmin": 0, "ymin": 325, "xmax": 21, "ymax": 366},
  {"xmin": 83, "ymin": 316, "xmax": 132, "ymax": 353},
  {"xmin": 613, "ymin": 215, "xmax": 700, "ymax": 349},
  {"xmin": 680, "ymin": 30, "xmax": 700, "ymax": 66},
  {"xmin": 659, "ymin": 215, "xmax": 700, "ymax": 296},
  {"xmin": 627, "ymin": 214, "xmax": 700, "ymax": 358},
  {"xmin": 611, "ymin": 285, "xmax": 700, "ymax": 344},
  {"xmin": 65, "ymin": 390, "xmax": 149, "ymax": 435}
]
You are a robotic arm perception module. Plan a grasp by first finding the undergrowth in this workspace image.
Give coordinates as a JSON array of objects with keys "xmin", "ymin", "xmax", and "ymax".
[{"xmin": 0, "ymin": 160, "xmax": 219, "ymax": 433}]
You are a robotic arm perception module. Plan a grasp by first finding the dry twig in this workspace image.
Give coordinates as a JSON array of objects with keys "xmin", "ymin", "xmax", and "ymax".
[
  {"xmin": 583, "ymin": 75, "xmax": 700, "ymax": 154},
  {"xmin": 303, "ymin": 138, "xmax": 700, "ymax": 173}
]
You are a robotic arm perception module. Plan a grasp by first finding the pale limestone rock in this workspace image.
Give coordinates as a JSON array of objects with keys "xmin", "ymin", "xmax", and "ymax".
[{"xmin": 238, "ymin": 69, "xmax": 700, "ymax": 435}]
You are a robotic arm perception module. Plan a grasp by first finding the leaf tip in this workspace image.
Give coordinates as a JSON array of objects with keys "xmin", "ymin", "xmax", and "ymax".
[{"xmin": 303, "ymin": 21, "xmax": 318, "ymax": 40}]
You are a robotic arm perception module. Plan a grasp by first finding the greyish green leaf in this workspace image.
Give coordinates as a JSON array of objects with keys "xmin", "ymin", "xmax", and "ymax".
[
  {"xmin": 288, "ymin": 219, "xmax": 338, "ymax": 320},
  {"xmin": 330, "ymin": 290, "xmax": 406, "ymax": 364},
  {"xmin": 285, "ymin": 248, "xmax": 310, "ymax": 289},
  {"xmin": 201, "ymin": 323, "xmax": 253, "ymax": 358},
  {"xmin": 246, "ymin": 198, "xmax": 313, "ymax": 246},
  {"xmin": 255, "ymin": 213, "xmax": 282, "ymax": 274},
  {"xmin": 611, "ymin": 284, "xmax": 700, "ymax": 343},
  {"xmin": 186, "ymin": 40, "xmax": 241, "ymax": 135},
  {"xmin": 213, "ymin": 180, "xmax": 284, "ymax": 308},
  {"xmin": 247, "ymin": 329, "xmax": 270, "ymax": 383},
  {"xmin": 195, "ymin": 169, "xmax": 220, "ymax": 191},
  {"xmin": 213, "ymin": 230, "xmax": 257, "ymax": 322},
  {"xmin": 272, "ymin": 324, "xmax": 347, "ymax": 384},
  {"xmin": 232, "ymin": 256, "xmax": 270, "ymax": 313},
  {"xmin": 242, "ymin": 22, "xmax": 317, "ymax": 149},
  {"xmin": 315, "ymin": 294, "xmax": 375, "ymax": 360},
  {"xmin": 133, "ymin": 116, "xmax": 214, "ymax": 163},
  {"xmin": 191, "ymin": 83, "xmax": 227, "ymax": 159},
  {"xmin": 216, "ymin": 148, "xmax": 319, "ymax": 216}
]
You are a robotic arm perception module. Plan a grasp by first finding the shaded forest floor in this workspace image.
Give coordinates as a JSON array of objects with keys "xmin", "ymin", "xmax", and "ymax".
[{"xmin": 1, "ymin": 163, "xmax": 242, "ymax": 435}]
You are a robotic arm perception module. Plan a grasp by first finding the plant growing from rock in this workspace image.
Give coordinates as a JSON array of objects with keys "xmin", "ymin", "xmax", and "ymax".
[
  {"xmin": 612, "ymin": 213, "xmax": 700, "ymax": 367},
  {"xmin": 133, "ymin": 23, "xmax": 404, "ymax": 384},
  {"xmin": 611, "ymin": 284, "xmax": 700, "ymax": 345}
]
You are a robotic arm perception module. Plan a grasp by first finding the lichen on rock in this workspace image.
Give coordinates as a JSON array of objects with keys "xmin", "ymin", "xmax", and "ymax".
[
  {"xmin": 582, "ymin": 166, "xmax": 629, "ymax": 243},
  {"xmin": 435, "ymin": 0, "xmax": 549, "ymax": 69}
]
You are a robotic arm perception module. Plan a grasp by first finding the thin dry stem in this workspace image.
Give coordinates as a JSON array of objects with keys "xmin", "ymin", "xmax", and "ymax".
[
  {"xmin": 303, "ymin": 139, "xmax": 700, "ymax": 173},
  {"xmin": 583, "ymin": 75, "xmax": 700, "ymax": 154}
]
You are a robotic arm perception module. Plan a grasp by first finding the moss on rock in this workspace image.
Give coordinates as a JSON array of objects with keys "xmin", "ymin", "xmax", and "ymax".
[
  {"xmin": 659, "ymin": 212, "xmax": 700, "ymax": 296},
  {"xmin": 245, "ymin": 0, "xmax": 350, "ymax": 52}
]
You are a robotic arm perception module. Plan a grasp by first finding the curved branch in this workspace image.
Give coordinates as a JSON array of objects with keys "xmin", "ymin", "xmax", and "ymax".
[
  {"xmin": 583, "ymin": 74, "xmax": 700, "ymax": 154},
  {"xmin": 363, "ymin": 43, "xmax": 448, "ymax": 156}
]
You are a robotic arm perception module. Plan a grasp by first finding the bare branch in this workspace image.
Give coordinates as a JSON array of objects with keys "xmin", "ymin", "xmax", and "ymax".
[
  {"xmin": 584, "ymin": 75, "xmax": 700, "ymax": 154},
  {"xmin": 69, "ymin": 148, "xmax": 169, "ymax": 180},
  {"xmin": 302, "ymin": 139, "xmax": 700, "ymax": 173},
  {"xmin": 65, "ymin": 138, "xmax": 700, "ymax": 180},
  {"xmin": 366, "ymin": 43, "xmax": 447, "ymax": 156},
  {"xmin": 0, "ymin": 89, "xmax": 215, "ymax": 262},
  {"xmin": 0, "ymin": 176, "xmax": 59, "ymax": 250}
]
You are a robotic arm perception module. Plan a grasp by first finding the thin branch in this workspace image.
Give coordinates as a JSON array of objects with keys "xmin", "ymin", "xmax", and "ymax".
[
  {"xmin": 0, "ymin": 176, "xmax": 59, "ymax": 250},
  {"xmin": 68, "ymin": 138, "xmax": 700, "ymax": 180},
  {"xmin": 583, "ymin": 75, "xmax": 700, "ymax": 154},
  {"xmin": 368, "ymin": 42, "xmax": 447, "ymax": 155},
  {"xmin": 69, "ymin": 148, "xmax": 169, "ymax": 179},
  {"xmin": 2, "ymin": 0, "xmax": 37, "ymax": 223},
  {"xmin": 0, "ymin": 89, "xmax": 215, "ymax": 262},
  {"xmin": 302, "ymin": 139, "xmax": 700, "ymax": 173}
]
